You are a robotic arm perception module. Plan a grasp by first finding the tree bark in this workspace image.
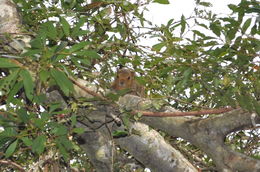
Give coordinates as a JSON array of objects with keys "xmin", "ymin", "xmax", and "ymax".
[{"xmin": 118, "ymin": 95, "xmax": 260, "ymax": 172}]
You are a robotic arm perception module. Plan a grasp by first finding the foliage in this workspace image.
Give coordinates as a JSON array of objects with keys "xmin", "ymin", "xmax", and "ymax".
[{"xmin": 0, "ymin": 0, "xmax": 259, "ymax": 170}]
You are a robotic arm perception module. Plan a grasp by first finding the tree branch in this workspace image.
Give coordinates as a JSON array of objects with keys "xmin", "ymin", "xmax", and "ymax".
[
  {"xmin": 0, "ymin": 160, "xmax": 25, "ymax": 172},
  {"xmin": 69, "ymin": 76, "xmax": 108, "ymax": 101},
  {"xmin": 133, "ymin": 107, "xmax": 234, "ymax": 117},
  {"xmin": 114, "ymin": 122, "xmax": 198, "ymax": 172}
]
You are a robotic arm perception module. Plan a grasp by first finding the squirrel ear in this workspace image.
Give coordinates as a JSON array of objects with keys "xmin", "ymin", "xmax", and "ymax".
[{"xmin": 118, "ymin": 64, "xmax": 124, "ymax": 69}]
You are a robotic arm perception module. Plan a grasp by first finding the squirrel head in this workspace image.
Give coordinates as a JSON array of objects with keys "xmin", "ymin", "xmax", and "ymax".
[{"xmin": 115, "ymin": 68, "xmax": 135, "ymax": 90}]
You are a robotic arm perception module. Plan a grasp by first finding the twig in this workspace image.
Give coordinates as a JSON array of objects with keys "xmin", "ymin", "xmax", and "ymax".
[
  {"xmin": 0, "ymin": 160, "xmax": 26, "ymax": 172},
  {"xmin": 69, "ymin": 77, "xmax": 108, "ymax": 101}
]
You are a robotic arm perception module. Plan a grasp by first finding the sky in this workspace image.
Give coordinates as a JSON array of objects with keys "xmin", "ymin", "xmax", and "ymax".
[
  {"xmin": 142, "ymin": 0, "xmax": 260, "ymax": 64},
  {"xmin": 145, "ymin": 0, "xmax": 241, "ymax": 25},
  {"xmin": 138, "ymin": 0, "xmax": 241, "ymax": 47}
]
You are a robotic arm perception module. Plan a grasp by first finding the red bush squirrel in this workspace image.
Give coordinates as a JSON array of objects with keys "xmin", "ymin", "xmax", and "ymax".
[{"xmin": 111, "ymin": 68, "xmax": 144, "ymax": 97}]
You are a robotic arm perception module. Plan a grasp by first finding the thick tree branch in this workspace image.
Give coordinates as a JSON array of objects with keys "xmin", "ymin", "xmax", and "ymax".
[
  {"xmin": 120, "ymin": 97, "xmax": 260, "ymax": 172},
  {"xmin": 116, "ymin": 95, "xmax": 260, "ymax": 171},
  {"xmin": 0, "ymin": 0, "xmax": 21, "ymax": 34},
  {"xmin": 199, "ymin": 108, "xmax": 260, "ymax": 136},
  {"xmin": 114, "ymin": 122, "xmax": 198, "ymax": 172}
]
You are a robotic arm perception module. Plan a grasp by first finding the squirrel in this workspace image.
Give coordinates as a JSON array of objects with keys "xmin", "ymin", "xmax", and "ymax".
[{"xmin": 111, "ymin": 68, "xmax": 144, "ymax": 97}]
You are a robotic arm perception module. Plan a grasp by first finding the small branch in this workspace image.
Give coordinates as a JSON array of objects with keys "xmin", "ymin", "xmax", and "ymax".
[
  {"xmin": 133, "ymin": 107, "xmax": 234, "ymax": 117},
  {"xmin": 162, "ymin": 96, "xmax": 209, "ymax": 109},
  {"xmin": 0, "ymin": 32, "xmax": 33, "ymax": 36},
  {"xmin": 84, "ymin": 1, "xmax": 108, "ymax": 10},
  {"xmin": 69, "ymin": 77, "xmax": 108, "ymax": 101},
  {"xmin": 0, "ymin": 160, "xmax": 25, "ymax": 172}
]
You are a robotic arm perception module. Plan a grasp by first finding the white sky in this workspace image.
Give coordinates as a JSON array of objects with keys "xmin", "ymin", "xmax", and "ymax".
[
  {"xmin": 145, "ymin": 0, "xmax": 241, "ymax": 25},
  {"xmin": 143, "ymin": 0, "xmax": 259, "ymax": 57},
  {"xmin": 138, "ymin": 0, "xmax": 241, "ymax": 47}
]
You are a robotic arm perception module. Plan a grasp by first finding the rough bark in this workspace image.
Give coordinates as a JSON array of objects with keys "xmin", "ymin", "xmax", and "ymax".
[
  {"xmin": 118, "ymin": 95, "xmax": 260, "ymax": 172},
  {"xmin": 0, "ymin": 0, "xmax": 21, "ymax": 34},
  {"xmin": 0, "ymin": 0, "xmax": 30, "ymax": 55},
  {"xmin": 114, "ymin": 122, "xmax": 198, "ymax": 172}
]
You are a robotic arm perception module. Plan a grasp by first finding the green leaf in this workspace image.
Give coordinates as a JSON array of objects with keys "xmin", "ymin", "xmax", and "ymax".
[
  {"xmin": 0, "ymin": 137, "xmax": 13, "ymax": 150},
  {"xmin": 60, "ymin": 17, "xmax": 70, "ymax": 36},
  {"xmin": 0, "ymin": 69, "xmax": 20, "ymax": 95},
  {"xmin": 181, "ymin": 15, "xmax": 186, "ymax": 34},
  {"xmin": 42, "ymin": 21, "xmax": 57, "ymax": 40},
  {"xmin": 227, "ymin": 27, "xmax": 237, "ymax": 41},
  {"xmin": 17, "ymin": 108, "xmax": 29, "ymax": 123},
  {"xmin": 253, "ymin": 102, "xmax": 260, "ymax": 116},
  {"xmin": 0, "ymin": 128, "xmax": 17, "ymax": 137},
  {"xmin": 183, "ymin": 68, "xmax": 192, "ymax": 79},
  {"xmin": 137, "ymin": 112, "xmax": 143, "ymax": 118},
  {"xmin": 153, "ymin": 0, "xmax": 169, "ymax": 4},
  {"xmin": 5, "ymin": 139, "xmax": 18, "ymax": 158},
  {"xmin": 236, "ymin": 93, "xmax": 253, "ymax": 112},
  {"xmin": 193, "ymin": 30, "xmax": 206, "ymax": 38},
  {"xmin": 49, "ymin": 103, "xmax": 62, "ymax": 113},
  {"xmin": 52, "ymin": 125, "xmax": 67, "ymax": 136},
  {"xmin": 251, "ymin": 24, "xmax": 257, "ymax": 35},
  {"xmin": 57, "ymin": 136, "xmax": 73, "ymax": 150},
  {"xmin": 51, "ymin": 42, "xmax": 68, "ymax": 62},
  {"xmin": 34, "ymin": 118, "xmax": 45, "ymax": 130},
  {"xmin": 72, "ymin": 18, "xmax": 85, "ymax": 37},
  {"xmin": 21, "ymin": 137, "xmax": 33, "ymax": 147},
  {"xmin": 152, "ymin": 42, "xmax": 165, "ymax": 52},
  {"xmin": 39, "ymin": 70, "xmax": 50, "ymax": 83},
  {"xmin": 57, "ymin": 142, "xmax": 69, "ymax": 161},
  {"xmin": 53, "ymin": 54, "xmax": 68, "ymax": 63},
  {"xmin": 195, "ymin": 21, "xmax": 208, "ymax": 29},
  {"xmin": 40, "ymin": 112, "xmax": 51, "ymax": 121},
  {"xmin": 112, "ymin": 130, "xmax": 128, "ymax": 138},
  {"xmin": 22, "ymin": 49, "xmax": 42, "ymax": 57},
  {"xmin": 80, "ymin": 50, "xmax": 101, "ymax": 59},
  {"xmin": 166, "ymin": 19, "xmax": 174, "ymax": 27},
  {"xmin": 228, "ymin": 4, "xmax": 238, "ymax": 12},
  {"xmin": 32, "ymin": 135, "xmax": 46, "ymax": 155},
  {"xmin": 0, "ymin": 58, "xmax": 19, "ymax": 68},
  {"xmin": 210, "ymin": 22, "xmax": 221, "ymax": 36},
  {"xmin": 34, "ymin": 94, "xmax": 46, "ymax": 104},
  {"xmin": 70, "ymin": 115, "xmax": 77, "ymax": 126},
  {"xmin": 121, "ymin": 114, "xmax": 130, "ymax": 128},
  {"xmin": 72, "ymin": 127, "xmax": 85, "ymax": 134},
  {"xmin": 50, "ymin": 69, "xmax": 74, "ymax": 96},
  {"xmin": 7, "ymin": 81, "xmax": 23, "ymax": 103},
  {"xmin": 72, "ymin": 57, "xmax": 91, "ymax": 66},
  {"xmin": 105, "ymin": 92, "xmax": 120, "ymax": 101},
  {"xmin": 69, "ymin": 42, "xmax": 91, "ymax": 53},
  {"xmin": 55, "ymin": 41, "xmax": 68, "ymax": 53},
  {"xmin": 20, "ymin": 69, "xmax": 34, "ymax": 101},
  {"xmin": 241, "ymin": 18, "xmax": 251, "ymax": 34},
  {"xmin": 30, "ymin": 36, "xmax": 45, "ymax": 49},
  {"xmin": 55, "ymin": 136, "xmax": 73, "ymax": 161},
  {"xmin": 198, "ymin": 2, "xmax": 212, "ymax": 7}
]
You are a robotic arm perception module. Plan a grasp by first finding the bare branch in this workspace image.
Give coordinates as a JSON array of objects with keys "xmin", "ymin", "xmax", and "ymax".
[
  {"xmin": 0, "ymin": 160, "xmax": 25, "ymax": 172},
  {"xmin": 69, "ymin": 76, "xmax": 109, "ymax": 101},
  {"xmin": 133, "ymin": 107, "xmax": 234, "ymax": 117}
]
